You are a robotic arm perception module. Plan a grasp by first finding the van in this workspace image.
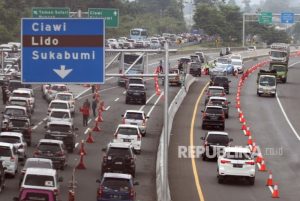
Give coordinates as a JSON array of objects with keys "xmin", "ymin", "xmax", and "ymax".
[
  {"xmin": 0, "ymin": 142, "xmax": 19, "ymax": 177},
  {"xmin": 47, "ymin": 109, "xmax": 72, "ymax": 124}
]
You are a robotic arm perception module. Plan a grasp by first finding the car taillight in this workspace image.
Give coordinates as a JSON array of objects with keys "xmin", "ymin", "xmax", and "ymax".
[
  {"xmin": 221, "ymin": 92, "xmax": 225, "ymax": 96},
  {"xmin": 225, "ymin": 101, "xmax": 228, "ymax": 105},
  {"xmin": 220, "ymin": 159, "xmax": 231, "ymax": 164},
  {"xmin": 56, "ymin": 151, "xmax": 64, "ymax": 157},
  {"xmin": 137, "ymin": 135, "xmax": 141, "ymax": 141},
  {"xmin": 19, "ymin": 144, "xmax": 24, "ymax": 149},
  {"xmin": 97, "ymin": 186, "xmax": 104, "ymax": 197},
  {"xmin": 202, "ymin": 113, "xmax": 207, "ymax": 118},
  {"xmin": 10, "ymin": 156, "xmax": 15, "ymax": 162},
  {"xmin": 245, "ymin": 161, "xmax": 255, "ymax": 165},
  {"xmin": 129, "ymin": 188, "xmax": 135, "ymax": 199},
  {"xmin": 53, "ymin": 189, "xmax": 59, "ymax": 195},
  {"xmin": 34, "ymin": 150, "xmax": 40, "ymax": 156}
]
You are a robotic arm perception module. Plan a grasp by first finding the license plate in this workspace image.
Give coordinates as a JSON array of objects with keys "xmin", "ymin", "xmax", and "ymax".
[
  {"xmin": 130, "ymin": 123, "xmax": 138, "ymax": 125},
  {"xmin": 233, "ymin": 164, "xmax": 243, "ymax": 168},
  {"xmin": 133, "ymin": 93, "xmax": 140, "ymax": 95},
  {"xmin": 123, "ymin": 139, "xmax": 131, "ymax": 142},
  {"xmin": 115, "ymin": 162, "xmax": 123, "ymax": 165}
]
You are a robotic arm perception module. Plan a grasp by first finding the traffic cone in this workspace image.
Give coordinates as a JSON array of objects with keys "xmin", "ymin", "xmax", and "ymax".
[
  {"xmin": 266, "ymin": 171, "xmax": 274, "ymax": 186},
  {"xmin": 239, "ymin": 111, "xmax": 243, "ymax": 118},
  {"xmin": 256, "ymin": 153, "xmax": 263, "ymax": 163},
  {"xmin": 86, "ymin": 129, "xmax": 95, "ymax": 143},
  {"xmin": 100, "ymin": 101, "xmax": 106, "ymax": 112},
  {"xmin": 76, "ymin": 152, "xmax": 86, "ymax": 169},
  {"xmin": 245, "ymin": 127, "xmax": 251, "ymax": 136},
  {"xmin": 78, "ymin": 140, "xmax": 86, "ymax": 155},
  {"xmin": 241, "ymin": 122, "xmax": 247, "ymax": 130},
  {"xmin": 247, "ymin": 135, "xmax": 253, "ymax": 145},
  {"xmin": 68, "ymin": 190, "xmax": 75, "ymax": 201},
  {"xmin": 272, "ymin": 183, "xmax": 280, "ymax": 198},
  {"xmin": 236, "ymin": 96, "xmax": 240, "ymax": 101},
  {"xmin": 240, "ymin": 116, "xmax": 245, "ymax": 123},
  {"xmin": 92, "ymin": 121, "xmax": 101, "ymax": 132},
  {"xmin": 259, "ymin": 159, "xmax": 267, "ymax": 171},
  {"xmin": 236, "ymin": 101, "xmax": 240, "ymax": 109},
  {"xmin": 156, "ymin": 88, "xmax": 161, "ymax": 96},
  {"xmin": 96, "ymin": 110, "xmax": 103, "ymax": 122}
]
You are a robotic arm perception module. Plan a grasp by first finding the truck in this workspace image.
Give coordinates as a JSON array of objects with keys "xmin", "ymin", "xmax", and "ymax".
[
  {"xmin": 256, "ymin": 70, "xmax": 277, "ymax": 97},
  {"xmin": 269, "ymin": 63, "xmax": 288, "ymax": 83},
  {"xmin": 269, "ymin": 43, "xmax": 290, "ymax": 65}
]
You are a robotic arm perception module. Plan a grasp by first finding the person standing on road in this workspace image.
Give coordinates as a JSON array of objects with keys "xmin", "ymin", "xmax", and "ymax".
[
  {"xmin": 83, "ymin": 98, "xmax": 91, "ymax": 110},
  {"xmin": 80, "ymin": 104, "xmax": 90, "ymax": 127},
  {"xmin": 92, "ymin": 97, "xmax": 98, "ymax": 117}
]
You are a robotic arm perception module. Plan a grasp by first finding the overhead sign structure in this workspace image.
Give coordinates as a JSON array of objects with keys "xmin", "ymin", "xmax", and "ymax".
[
  {"xmin": 259, "ymin": 12, "xmax": 272, "ymax": 24},
  {"xmin": 281, "ymin": 12, "xmax": 294, "ymax": 23},
  {"xmin": 88, "ymin": 8, "xmax": 119, "ymax": 28},
  {"xmin": 32, "ymin": 7, "xmax": 70, "ymax": 18},
  {"xmin": 21, "ymin": 18, "xmax": 105, "ymax": 83}
]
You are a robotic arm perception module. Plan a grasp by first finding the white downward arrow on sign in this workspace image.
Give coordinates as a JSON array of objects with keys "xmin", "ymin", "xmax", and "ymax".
[{"xmin": 53, "ymin": 65, "xmax": 73, "ymax": 79}]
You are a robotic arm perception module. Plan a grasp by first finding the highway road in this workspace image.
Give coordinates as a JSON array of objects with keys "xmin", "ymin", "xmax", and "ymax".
[{"xmin": 169, "ymin": 54, "xmax": 300, "ymax": 201}]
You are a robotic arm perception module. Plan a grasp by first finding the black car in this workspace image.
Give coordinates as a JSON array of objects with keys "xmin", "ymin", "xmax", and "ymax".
[
  {"xmin": 220, "ymin": 47, "xmax": 231, "ymax": 57},
  {"xmin": 8, "ymin": 79, "xmax": 31, "ymax": 92},
  {"xmin": 201, "ymin": 105, "xmax": 225, "ymax": 130},
  {"xmin": 0, "ymin": 160, "xmax": 6, "ymax": 193},
  {"xmin": 189, "ymin": 62, "xmax": 202, "ymax": 77},
  {"xmin": 44, "ymin": 121, "xmax": 78, "ymax": 153},
  {"xmin": 33, "ymin": 139, "xmax": 67, "ymax": 170},
  {"xmin": 2, "ymin": 116, "xmax": 32, "ymax": 146},
  {"xmin": 201, "ymin": 131, "xmax": 232, "ymax": 161},
  {"xmin": 101, "ymin": 142, "xmax": 136, "ymax": 177},
  {"xmin": 210, "ymin": 76, "xmax": 230, "ymax": 94},
  {"xmin": 125, "ymin": 84, "xmax": 146, "ymax": 105},
  {"xmin": 207, "ymin": 96, "xmax": 230, "ymax": 118}
]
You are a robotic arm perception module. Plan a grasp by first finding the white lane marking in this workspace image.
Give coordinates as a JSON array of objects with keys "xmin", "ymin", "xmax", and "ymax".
[
  {"xmin": 106, "ymin": 106, "xmax": 111, "ymax": 110},
  {"xmin": 75, "ymin": 143, "xmax": 79, "ymax": 149},
  {"xmin": 147, "ymin": 92, "xmax": 164, "ymax": 117},
  {"xmin": 139, "ymin": 92, "xmax": 157, "ymax": 111},
  {"xmin": 276, "ymin": 93, "xmax": 300, "ymax": 141},
  {"xmin": 289, "ymin": 61, "xmax": 300, "ymax": 68},
  {"xmin": 32, "ymin": 86, "xmax": 40, "ymax": 90},
  {"xmin": 88, "ymin": 118, "xmax": 92, "ymax": 124},
  {"xmin": 43, "ymin": 117, "xmax": 47, "ymax": 121},
  {"xmin": 32, "ymin": 125, "xmax": 38, "ymax": 130},
  {"xmin": 84, "ymin": 128, "xmax": 89, "ymax": 134},
  {"xmin": 106, "ymin": 77, "xmax": 114, "ymax": 81},
  {"xmin": 114, "ymin": 98, "xmax": 119, "ymax": 102},
  {"xmin": 268, "ymin": 186, "xmax": 274, "ymax": 194},
  {"xmin": 77, "ymin": 86, "xmax": 119, "ymax": 100},
  {"xmin": 123, "ymin": 91, "xmax": 126, "ymax": 94},
  {"xmin": 75, "ymin": 87, "xmax": 91, "ymax": 99}
]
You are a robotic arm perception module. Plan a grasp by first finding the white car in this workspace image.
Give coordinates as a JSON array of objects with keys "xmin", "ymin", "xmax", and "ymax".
[
  {"xmin": 107, "ymin": 38, "xmax": 120, "ymax": 49},
  {"xmin": 21, "ymin": 167, "xmax": 63, "ymax": 195},
  {"xmin": 217, "ymin": 146, "xmax": 256, "ymax": 185},
  {"xmin": 9, "ymin": 89, "xmax": 35, "ymax": 110},
  {"xmin": 230, "ymin": 54, "xmax": 242, "ymax": 61},
  {"xmin": 47, "ymin": 109, "xmax": 73, "ymax": 124},
  {"xmin": 54, "ymin": 92, "xmax": 75, "ymax": 114},
  {"xmin": 247, "ymin": 46, "xmax": 256, "ymax": 51},
  {"xmin": 122, "ymin": 110, "xmax": 149, "ymax": 136},
  {"xmin": 48, "ymin": 100, "xmax": 72, "ymax": 115},
  {"xmin": 113, "ymin": 124, "xmax": 142, "ymax": 154},
  {"xmin": 0, "ymin": 142, "xmax": 19, "ymax": 177},
  {"xmin": 231, "ymin": 59, "xmax": 244, "ymax": 74},
  {"xmin": 8, "ymin": 97, "xmax": 32, "ymax": 114},
  {"xmin": 0, "ymin": 132, "xmax": 27, "ymax": 160},
  {"xmin": 44, "ymin": 84, "xmax": 68, "ymax": 103}
]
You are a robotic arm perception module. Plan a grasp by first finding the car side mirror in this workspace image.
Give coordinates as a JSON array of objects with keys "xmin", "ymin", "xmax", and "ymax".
[
  {"xmin": 58, "ymin": 176, "xmax": 63, "ymax": 182},
  {"xmin": 44, "ymin": 126, "xmax": 47, "ymax": 129},
  {"xmin": 228, "ymin": 101, "xmax": 231, "ymax": 104},
  {"xmin": 146, "ymin": 116, "xmax": 149, "ymax": 119},
  {"xmin": 201, "ymin": 110, "xmax": 204, "ymax": 113},
  {"xmin": 229, "ymin": 138, "xmax": 233, "ymax": 142},
  {"xmin": 96, "ymin": 179, "xmax": 101, "ymax": 183},
  {"xmin": 121, "ymin": 114, "xmax": 124, "ymax": 117},
  {"xmin": 133, "ymin": 181, "xmax": 139, "ymax": 186},
  {"xmin": 200, "ymin": 137, "xmax": 205, "ymax": 140}
]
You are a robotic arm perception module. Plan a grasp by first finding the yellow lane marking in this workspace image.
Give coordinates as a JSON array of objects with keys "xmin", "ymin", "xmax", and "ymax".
[{"xmin": 190, "ymin": 82, "xmax": 210, "ymax": 201}]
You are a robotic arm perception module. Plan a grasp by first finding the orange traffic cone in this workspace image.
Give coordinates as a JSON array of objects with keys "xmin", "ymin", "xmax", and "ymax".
[
  {"xmin": 266, "ymin": 171, "xmax": 274, "ymax": 186},
  {"xmin": 256, "ymin": 153, "xmax": 263, "ymax": 163},
  {"xmin": 259, "ymin": 159, "xmax": 267, "ymax": 171},
  {"xmin": 245, "ymin": 127, "xmax": 251, "ymax": 136},
  {"xmin": 241, "ymin": 123, "xmax": 247, "ymax": 131},
  {"xmin": 238, "ymin": 111, "xmax": 243, "ymax": 118},
  {"xmin": 156, "ymin": 88, "xmax": 161, "ymax": 96},
  {"xmin": 247, "ymin": 135, "xmax": 253, "ymax": 145},
  {"xmin": 236, "ymin": 96, "xmax": 240, "ymax": 101},
  {"xmin": 68, "ymin": 190, "xmax": 75, "ymax": 201},
  {"xmin": 78, "ymin": 140, "xmax": 86, "ymax": 155},
  {"xmin": 76, "ymin": 152, "xmax": 86, "ymax": 169},
  {"xmin": 272, "ymin": 183, "xmax": 280, "ymax": 198},
  {"xmin": 240, "ymin": 117, "xmax": 246, "ymax": 123},
  {"xmin": 86, "ymin": 129, "xmax": 95, "ymax": 143},
  {"xmin": 236, "ymin": 101, "xmax": 241, "ymax": 109}
]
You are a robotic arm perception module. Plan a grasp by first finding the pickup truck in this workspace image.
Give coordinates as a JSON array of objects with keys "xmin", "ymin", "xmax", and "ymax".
[{"xmin": 257, "ymin": 70, "xmax": 277, "ymax": 97}]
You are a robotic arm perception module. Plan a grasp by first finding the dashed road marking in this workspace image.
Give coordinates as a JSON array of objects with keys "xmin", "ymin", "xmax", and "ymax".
[
  {"xmin": 114, "ymin": 98, "xmax": 119, "ymax": 102},
  {"xmin": 147, "ymin": 92, "xmax": 164, "ymax": 117},
  {"xmin": 139, "ymin": 92, "xmax": 157, "ymax": 111},
  {"xmin": 106, "ymin": 106, "xmax": 111, "ymax": 110}
]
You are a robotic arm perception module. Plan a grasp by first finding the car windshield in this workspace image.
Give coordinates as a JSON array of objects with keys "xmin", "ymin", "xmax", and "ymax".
[
  {"xmin": 217, "ymin": 59, "xmax": 229, "ymax": 64},
  {"xmin": 21, "ymin": 192, "xmax": 51, "ymax": 201},
  {"xmin": 128, "ymin": 86, "xmax": 144, "ymax": 91},
  {"xmin": 0, "ymin": 146, "xmax": 12, "ymax": 157},
  {"xmin": 271, "ymin": 65, "xmax": 286, "ymax": 72},
  {"xmin": 108, "ymin": 147, "xmax": 132, "ymax": 157},
  {"xmin": 231, "ymin": 56, "xmax": 241, "ymax": 60},
  {"xmin": 48, "ymin": 124, "xmax": 71, "ymax": 132},
  {"xmin": 125, "ymin": 112, "xmax": 143, "ymax": 120},
  {"xmin": 209, "ymin": 89, "xmax": 223, "ymax": 95},
  {"xmin": 213, "ymin": 77, "xmax": 228, "ymax": 84},
  {"xmin": 270, "ymin": 51, "xmax": 287, "ymax": 57},
  {"xmin": 209, "ymin": 99, "xmax": 226, "ymax": 106},
  {"xmin": 205, "ymin": 107, "xmax": 223, "ymax": 114},
  {"xmin": 50, "ymin": 103, "xmax": 68, "ymax": 109},
  {"xmin": 206, "ymin": 134, "xmax": 229, "ymax": 145},
  {"xmin": 51, "ymin": 86, "xmax": 67, "ymax": 91},
  {"xmin": 224, "ymin": 151, "xmax": 252, "ymax": 160},
  {"xmin": 24, "ymin": 174, "xmax": 55, "ymax": 187},
  {"xmin": 129, "ymin": 79, "xmax": 143, "ymax": 84},
  {"xmin": 56, "ymin": 94, "xmax": 71, "ymax": 101},
  {"xmin": 117, "ymin": 128, "xmax": 138, "ymax": 136},
  {"xmin": 50, "ymin": 111, "xmax": 69, "ymax": 119},
  {"xmin": 12, "ymin": 92, "xmax": 30, "ymax": 98},
  {"xmin": 191, "ymin": 63, "xmax": 200, "ymax": 68},
  {"xmin": 10, "ymin": 119, "xmax": 28, "ymax": 127},
  {"xmin": 102, "ymin": 178, "xmax": 130, "ymax": 192},
  {"xmin": 0, "ymin": 136, "xmax": 20, "ymax": 143},
  {"xmin": 231, "ymin": 61, "xmax": 242, "ymax": 65},
  {"xmin": 24, "ymin": 160, "xmax": 52, "ymax": 169},
  {"xmin": 260, "ymin": 77, "xmax": 275, "ymax": 86},
  {"xmin": 5, "ymin": 108, "xmax": 26, "ymax": 116},
  {"xmin": 38, "ymin": 143, "xmax": 61, "ymax": 152},
  {"xmin": 10, "ymin": 100, "xmax": 27, "ymax": 107}
]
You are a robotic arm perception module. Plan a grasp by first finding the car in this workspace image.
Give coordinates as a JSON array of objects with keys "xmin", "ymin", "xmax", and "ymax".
[
  {"xmin": 189, "ymin": 62, "xmax": 202, "ymax": 77},
  {"xmin": 1, "ymin": 116, "xmax": 32, "ymax": 146},
  {"xmin": 195, "ymin": 51, "xmax": 205, "ymax": 63},
  {"xmin": 247, "ymin": 46, "xmax": 256, "ymax": 51},
  {"xmin": 190, "ymin": 55, "xmax": 201, "ymax": 64},
  {"xmin": 8, "ymin": 97, "xmax": 32, "ymax": 114},
  {"xmin": 47, "ymin": 100, "xmax": 72, "ymax": 115},
  {"xmin": 231, "ymin": 59, "xmax": 244, "ymax": 74},
  {"xmin": 2, "ymin": 105, "xmax": 31, "ymax": 121},
  {"xmin": 125, "ymin": 84, "xmax": 146, "ymax": 105},
  {"xmin": 214, "ymin": 58, "xmax": 234, "ymax": 75},
  {"xmin": 207, "ymin": 96, "xmax": 230, "ymax": 118},
  {"xmin": 230, "ymin": 54, "xmax": 242, "ymax": 61},
  {"xmin": 7, "ymin": 79, "xmax": 31, "ymax": 92},
  {"xmin": 168, "ymin": 68, "xmax": 182, "ymax": 86},
  {"xmin": 204, "ymin": 86, "xmax": 226, "ymax": 105},
  {"xmin": 96, "ymin": 173, "xmax": 138, "ymax": 201},
  {"xmin": 21, "ymin": 168, "xmax": 63, "ymax": 196},
  {"xmin": 217, "ymin": 146, "xmax": 255, "ymax": 185},
  {"xmin": 201, "ymin": 105, "xmax": 225, "ymax": 130},
  {"xmin": 19, "ymin": 158, "xmax": 53, "ymax": 186},
  {"xmin": 200, "ymin": 131, "xmax": 232, "ymax": 161},
  {"xmin": 54, "ymin": 92, "xmax": 75, "ymax": 115},
  {"xmin": 13, "ymin": 188, "xmax": 56, "ymax": 201},
  {"xmin": 33, "ymin": 139, "xmax": 67, "ymax": 170},
  {"xmin": 9, "ymin": 88, "xmax": 35, "ymax": 110},
  {"xmin": 125, "ymin": 77, "xmax": 145, "ymax": 89},
  {"xmin": 150, "ymin": 40, "xmax": 161, "ymax": 49},
  {"xmin": 0, "ymin": 132, "xmax": 27, "ymax": 160},
  {"xmin": 44, "ymin": 121, "xmax": 77, "ymax": 153},
  {"xmin": 0, "ymin": 142, "xmax": 19, "ymax": 177},
  {"xmin": 101, "ymin": 142, "xmax": 136, "ymax": 177},
  {"xmin": 113, "ymin": 124, "xmax": 142, "ymax": 154},
  {"xmin": 122, "ymin": 110, "xmax": 149, "ymax": 136},
  {"xmin": 220, "ymin": 47, "xmax": 231, "ymax": 56},
  {"xmin": 47, "ymin": 109, "xmax": 73, "ymax": 124},
  {"xmin": 210, "ymin": 76, "xmax": 231, "ymax": 94},
  {"xmin": 0, "ymin": 160, "xmax": 6, "ymax": 193},
  {"xmin": 44, "ymin": 84, "xmax": 68, "ymax": 103}
]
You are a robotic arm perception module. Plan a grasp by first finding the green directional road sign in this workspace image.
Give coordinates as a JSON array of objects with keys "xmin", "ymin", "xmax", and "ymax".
[
  {"xmin": 259, "ymin": 12, "xmax": 272, "ymax": 24},
  {"xmin": 88, "ymin": 8, "xmax": 119, "ymax": 28},
  {"xmin": 32, "ymin": 7, "xmax": 70, "ymax": 18}
]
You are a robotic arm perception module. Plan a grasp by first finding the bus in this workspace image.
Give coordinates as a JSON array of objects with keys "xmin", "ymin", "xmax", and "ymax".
[
  {"xmin": 118, "ymin": 53, "xmax": 145, "ymax": 86},
  {"xmin": 130, "ymin": 28, "xmax": 148, "ymax": 41}
]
